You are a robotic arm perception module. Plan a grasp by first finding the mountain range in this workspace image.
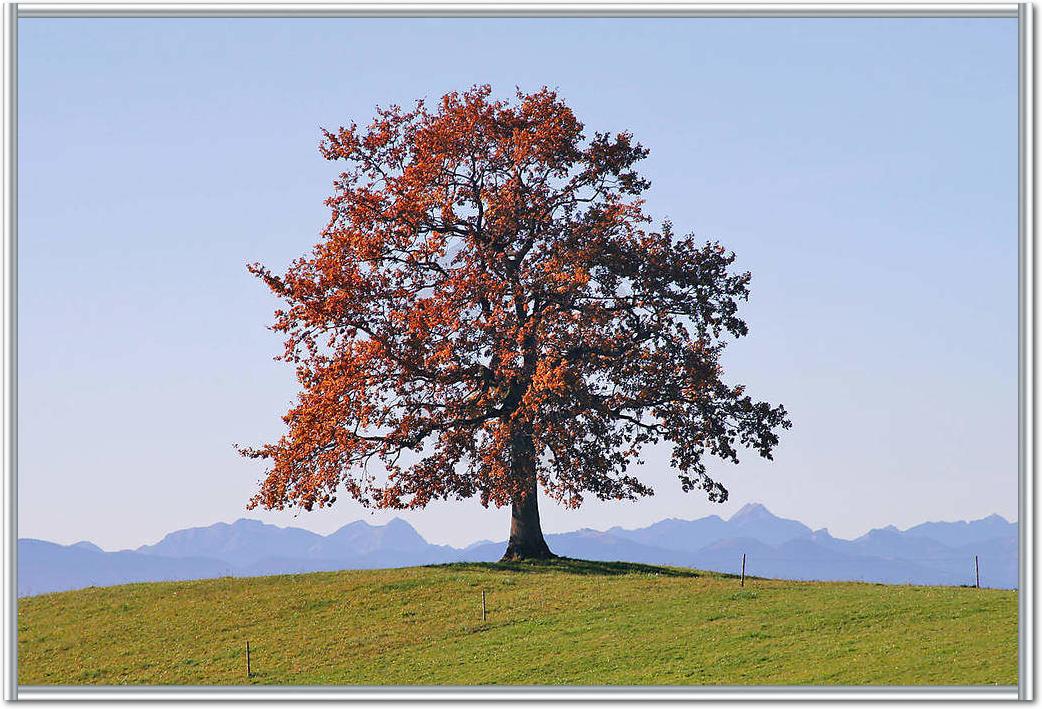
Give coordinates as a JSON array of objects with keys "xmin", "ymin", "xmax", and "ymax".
[{"xmin": 18, "ymin": 503, "xmax": 1018, "ymax": 596}]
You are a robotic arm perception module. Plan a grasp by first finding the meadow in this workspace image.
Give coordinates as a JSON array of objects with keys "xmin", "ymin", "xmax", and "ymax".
[{"xmin": 17, "ymin": 559, "xmax": 1017, "ymax": 686}]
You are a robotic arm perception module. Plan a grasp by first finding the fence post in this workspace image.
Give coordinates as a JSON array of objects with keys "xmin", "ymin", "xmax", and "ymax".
[
  {"xmin": 481, "ymin": 589, "xmax": 487, "ymax": 622},
  {"xmin": 741, "ymin": 553, "xmax": 746, "ymax": 587},
  {"xmin": 975, "ymin": 555, "xmax": 980, "ymax": 589},
  {"xmin": 246, "ymin": 640, "xmax": 251, "ymax": 678}
]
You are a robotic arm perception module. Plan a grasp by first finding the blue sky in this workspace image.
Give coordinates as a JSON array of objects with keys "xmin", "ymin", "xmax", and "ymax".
[{"xmin": 17, "ymin": 17, "xmax": 1019, "ymax": 550}]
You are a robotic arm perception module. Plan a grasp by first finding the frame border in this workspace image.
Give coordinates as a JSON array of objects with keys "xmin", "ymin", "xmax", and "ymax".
[
  {"xmin": 3, "ymin": 2, "xmax": 1033, "ymax": 701},
  {"xmin": 12, "ymin": 2, "xmax": 1024, "ymax": 15},
  {"xmin": 3, "ymin": 1, "xmax": 16, "ymax": 703},
  {"xmin": 1019, "ymin": 2, "xmax": 1036, "ymax": 702}
]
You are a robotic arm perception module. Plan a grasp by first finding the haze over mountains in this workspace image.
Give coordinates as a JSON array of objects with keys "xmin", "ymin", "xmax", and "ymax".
[{"xmin": 18, "ymin": 503, "xmax": 1018, "ymax": 596}]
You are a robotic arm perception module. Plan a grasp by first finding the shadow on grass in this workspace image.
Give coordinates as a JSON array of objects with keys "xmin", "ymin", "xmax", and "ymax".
[{"xmin": 433, "ymin": 557, "xmax": 703, "ymax": 578}]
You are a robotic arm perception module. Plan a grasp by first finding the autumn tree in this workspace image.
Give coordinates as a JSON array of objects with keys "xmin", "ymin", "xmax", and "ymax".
[{"xmin": 241, "ymin": 85, "xmax": 791, "ymax": 560}]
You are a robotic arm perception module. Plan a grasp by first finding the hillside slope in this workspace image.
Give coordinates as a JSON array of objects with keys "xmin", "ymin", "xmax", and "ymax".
[{"xmin": 17, "ymin": 560, "xmax": 1017, "ymax": 686}]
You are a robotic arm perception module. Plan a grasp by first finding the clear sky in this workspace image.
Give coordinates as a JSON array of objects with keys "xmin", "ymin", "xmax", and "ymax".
[{"xmin": 17, "ymin": 17, "xmax": 1019, "ymax": 550}]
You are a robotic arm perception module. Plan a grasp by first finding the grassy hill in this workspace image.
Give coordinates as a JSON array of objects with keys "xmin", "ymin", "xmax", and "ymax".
[{"xmin": 18, "ymin": 559, "xmax": 1017, "ymax": 686}]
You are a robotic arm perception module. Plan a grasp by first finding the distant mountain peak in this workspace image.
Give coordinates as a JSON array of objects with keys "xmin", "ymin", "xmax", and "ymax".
[
  {"xmin": 338, "ymin": 519, "xmax": 373, "ymax": 529},
  {"xmin": 730, "ymin": 502, "xmax": 772, "ymax": 521},
  {"xmin": 70, "ymin": 541, "xmax": 103, "ymax": 553},
  {"xmin": 232, "ymin": 518, "xmax": 265, "ymax": 528}
]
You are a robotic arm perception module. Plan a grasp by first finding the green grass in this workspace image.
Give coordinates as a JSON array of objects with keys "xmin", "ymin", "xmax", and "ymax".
[{"xmin": 17, "ymin": 559, "xmax": 1017, "ymax": 686}]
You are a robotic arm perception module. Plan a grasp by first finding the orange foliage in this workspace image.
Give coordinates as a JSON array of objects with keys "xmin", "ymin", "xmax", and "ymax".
[{"xmin": 240, "ymin": 86, "xmax": 790, "ymax": 516}]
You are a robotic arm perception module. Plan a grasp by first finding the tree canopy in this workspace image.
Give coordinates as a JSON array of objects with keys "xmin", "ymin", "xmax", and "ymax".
[{"xmin": 240, "ymin": 85, "xmax": 791, "ymax": 559}]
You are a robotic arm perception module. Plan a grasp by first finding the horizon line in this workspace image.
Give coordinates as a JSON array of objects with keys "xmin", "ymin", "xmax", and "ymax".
[{"xmin": 18, "ymin": 502, "xmax": 1018, "ymax": 553}]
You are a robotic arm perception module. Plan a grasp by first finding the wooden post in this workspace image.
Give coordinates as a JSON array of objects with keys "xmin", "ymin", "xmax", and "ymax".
[
  {"xmin": 246, "ymin": 640, "xmax": 251, "ymax": 678},
  {"xmin": 741, "ymin": 553, "xmax": 746, "ymax": 587},
  {"xmin": 481, "ymin": 589, "xmax": 487, "ymax": 622},
  {"xmin": 975, "ymin": 555, "xmax": 980, "ymax": 589}
]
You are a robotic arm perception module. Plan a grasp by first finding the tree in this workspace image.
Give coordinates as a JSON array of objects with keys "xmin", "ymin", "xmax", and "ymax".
[{"xmin": 240, "ymin": 85, "xmax": 791, "ymax": 561}]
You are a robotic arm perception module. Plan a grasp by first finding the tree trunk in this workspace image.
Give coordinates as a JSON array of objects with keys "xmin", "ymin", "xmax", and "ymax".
[{"xmin": 500, "ymin": 429, "xmax": 555, "ymax": 561}]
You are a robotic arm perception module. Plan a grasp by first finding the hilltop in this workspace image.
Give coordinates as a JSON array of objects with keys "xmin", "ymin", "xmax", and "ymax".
[{"xmin": 18, "ymin": 559, "xmax": 1017, "ymax": 686}]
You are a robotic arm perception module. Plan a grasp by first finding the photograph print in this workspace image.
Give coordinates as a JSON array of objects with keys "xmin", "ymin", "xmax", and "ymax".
[{"xmin": 10, "ymin": 5, "xmax": 1027, "ymax": 694}]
